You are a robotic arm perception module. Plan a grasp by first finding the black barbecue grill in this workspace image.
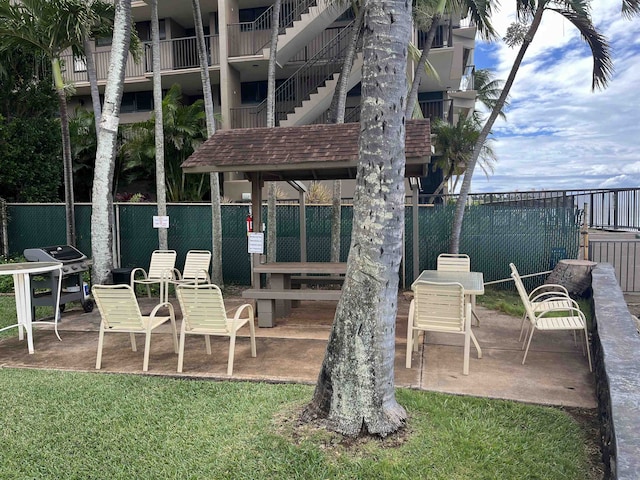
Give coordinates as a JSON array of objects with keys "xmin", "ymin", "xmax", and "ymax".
[{"xmin": 24, "ymin": 245, "xmax": 94, "ymax": 314}]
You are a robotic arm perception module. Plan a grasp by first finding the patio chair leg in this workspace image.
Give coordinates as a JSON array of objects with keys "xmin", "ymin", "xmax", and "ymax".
[
  {"xmin": 522, "ymin": 327, "xmax": 536, "ymax": 365},
  {"xmin": 518, "ymin": 314, "xmax": 528, "ymax": 342},
  {"xmin": 129, "ymin": 332, "xmax": 137, "ymax": 352},
  {"xmin": 406, "ymin": 326, "xmax": 413, "ymax": 369},
  {"xmin": 142, "ymin": 331, "xmax": 152, "ymax": 372},
  {"xmin": 96, "ymin": 325, "xmax": 105, "ymax": 369},
  {"xmin": 227, "ymin": 333, "xmax": 236, "ymax": 376},
  {"xmin": 470, "ymin": 330, "xmax": 482, "ymax": 359},
  {"xmin": 170, "ymin": 316, "xmax": 178, "ymax": 354},
  {"xmin": 177, "ymin": 323, "xmax": 186, "ymax": 373},
  {"xmin": 463, "ymin": 331, "xmax": 470, "ymax": 375},
  {"xmin": 249, "ymin": 318, "xmax": 257, "ymax": 358},
  {"xmin": 205, "ymin": 335, "xmax": 212, "ymax": 355}
]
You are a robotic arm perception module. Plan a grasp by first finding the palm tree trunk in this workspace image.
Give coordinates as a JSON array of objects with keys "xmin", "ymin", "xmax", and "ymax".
[
  {"xmin": 151, "ymin": 0, "xmax": 168, "ymax": 250},
  {"xmin": 82, "ymin": 30, "xmax": 102, "ymax": 131},
  {"xmin": 52, "ymin": 58, "xmax": 76, "ymax": 246},
  {"xmin": 303, "ymin": 0, "xmax": 410, "ymax": 437},
  {"xmin": 328, "ymin": 7, "xmax": 365, "ymax": 263},
  {"xmin": 91, "ymin": 0, "xmax": 132, "ymax": 284},
  {"xmin": 405, "ymin": 13, "xmax": 441, "ymax": 118},
  {"xmin": 192, "ymin": 0, "xmax": 224, "ymax": 286},
  {"xmin": 266, "ymin": 0, "xmax": 282, "ymax": 264},
  {"xmin": 448, "ymin": 7, "xmax": 544, "ymax": 253}
]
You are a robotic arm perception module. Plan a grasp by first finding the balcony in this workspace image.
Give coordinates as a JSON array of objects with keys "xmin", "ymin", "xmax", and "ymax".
[{"xmin": 61, "ymin": 35, "xmax": 220, "ymax": 86}]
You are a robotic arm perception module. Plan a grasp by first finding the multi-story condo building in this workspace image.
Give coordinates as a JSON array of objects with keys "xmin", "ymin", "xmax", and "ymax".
[{"xmin": 63, "ymin": 0, "xmax": 477, "ymax": 201}]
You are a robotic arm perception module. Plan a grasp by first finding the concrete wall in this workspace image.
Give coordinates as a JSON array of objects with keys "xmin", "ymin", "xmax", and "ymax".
[{"xmin": 591, "ymin": 263, "xmax": 640, "ymax": 479}]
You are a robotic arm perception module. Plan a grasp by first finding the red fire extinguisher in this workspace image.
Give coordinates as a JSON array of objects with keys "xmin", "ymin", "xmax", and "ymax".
[{"xmin": 246, "ymin": 213, "xmax": 253, "ymax": 233}]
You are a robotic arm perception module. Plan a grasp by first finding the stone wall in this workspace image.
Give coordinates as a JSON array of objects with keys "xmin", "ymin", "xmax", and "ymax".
[{"xmin": 591, "ymin": 263, "xmax": 640, "ymax": 479}]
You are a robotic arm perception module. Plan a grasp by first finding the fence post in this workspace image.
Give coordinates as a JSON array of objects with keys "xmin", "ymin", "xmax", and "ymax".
[
  {"xmin": 0, "ymin": 198, "xmax": 7, "ymax": 258},
  {"xmin": 613, "ymin": 191, "xmax": 619, "ymax": 230},
  {"xmin": 581, "ymin": 203, "xmax": 589, "ymax": 260}
]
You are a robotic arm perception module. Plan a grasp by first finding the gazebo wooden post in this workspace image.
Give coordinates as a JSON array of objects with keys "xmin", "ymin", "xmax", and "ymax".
[
  {"xmin": 250, "ymin": 172, "xmax": 263, "ymax": 288},
  {"xmin": 411, "ymin": 178, "xmax": 420, "ymax": 285}
]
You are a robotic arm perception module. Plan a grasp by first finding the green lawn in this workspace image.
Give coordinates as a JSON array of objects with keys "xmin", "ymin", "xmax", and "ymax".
[{"xmin": 0, "ymin": 369, "xmax": 599, "ymax": 479}]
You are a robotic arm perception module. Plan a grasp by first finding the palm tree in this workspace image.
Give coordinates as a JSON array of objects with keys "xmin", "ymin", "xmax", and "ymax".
[
  {"xmin": 448, "ymin": 0, "xmax": 617, "ymax": 254},
  {"xmin": 150, "ymin": 0, "xmax": 168, "ymax": 250},
  {"xmin": 302, "ymin": 0, "xmax": 412, "ymax": 437},
  {"xmin": 327, "ymin": 4, "xmax": 366, "ymax": 263},
  {"xmin": 266, "ymin": 0, "xmax": 283, "ymax": 265},
  {"xmin": 405, "ymin": 0, "xmax": 498, "ymax": 118},
  {"xmin": 192, "ymin": 0, "xmax": 224, "ymax": 286},
  {"xmin": 472, "ymin": 68, "xmax": 507, "ymax": 124},
  {"xmin": 91, "ymin": 0, "xmax": 132, "ymax": 284},
  {"xmin": 120, "ymin": 84, "xmax": 209, "ymax": 202},
  {"xmin": 430, "ymin": 116, "xmax": 496, "ymax": 197},
  {"xmin": 0, "ymin": 0, "xmax": 98, "ymax": 245}
]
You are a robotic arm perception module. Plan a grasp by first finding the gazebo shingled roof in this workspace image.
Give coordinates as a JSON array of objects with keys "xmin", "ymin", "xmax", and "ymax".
[{"xmin": 181, "ymin": 119, "xmax": 431, "ymax": 181}]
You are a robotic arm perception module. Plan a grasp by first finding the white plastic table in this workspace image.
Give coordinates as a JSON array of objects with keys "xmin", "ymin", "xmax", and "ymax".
[{"xmin": 0, "ymin": 262, "xmax": 63, "ymax": 354}]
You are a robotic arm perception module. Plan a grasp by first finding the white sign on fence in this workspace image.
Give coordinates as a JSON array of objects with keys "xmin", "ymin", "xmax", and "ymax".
[
  {"xmin": 247, "ymin": 232, "xmax": 264, "ymax": 254},
  {"xmin": 152, "ymin": 216, "xmax": 169, "ymax": 229}
]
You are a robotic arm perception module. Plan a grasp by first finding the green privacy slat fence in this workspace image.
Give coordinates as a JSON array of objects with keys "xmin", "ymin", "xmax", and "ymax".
[{"xmin": 6, "ymin": 203, "xmax": 580, "ymax": 288}]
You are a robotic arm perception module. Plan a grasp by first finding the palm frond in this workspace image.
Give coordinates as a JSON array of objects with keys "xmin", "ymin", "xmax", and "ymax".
[
  {"xmin": 622, "ymin": 0, "xmax": 640, "ymax": 17},
  {"xmin": 553, "ymin": 7, "xmax": 612, "ymax": 90}
]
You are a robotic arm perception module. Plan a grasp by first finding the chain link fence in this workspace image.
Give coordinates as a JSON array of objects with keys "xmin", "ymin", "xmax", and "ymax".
[{"xmin": 5, "ymin": 202, "xmax": 580, "ymax": 287}]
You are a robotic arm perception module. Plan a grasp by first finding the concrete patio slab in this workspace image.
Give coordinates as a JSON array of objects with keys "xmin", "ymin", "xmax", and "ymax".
[{"xmin": 0, "ymin": 291, "xmax": 596, "ymax": 408}]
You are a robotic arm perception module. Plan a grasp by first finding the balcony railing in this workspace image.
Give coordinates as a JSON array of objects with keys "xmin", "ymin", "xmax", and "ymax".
[
  {"xmin": 61, "ymin": 35, "xmax": 219, "ymax": 85},
  {"xmin": 227, "ymin": 0, "xmax": 318, "ymax": 57}
]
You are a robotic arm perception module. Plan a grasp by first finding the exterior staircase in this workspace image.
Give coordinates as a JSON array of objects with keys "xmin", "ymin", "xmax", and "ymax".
[
  {"xmin": 266, "ymin": 0, "xmax": 351, "ymax": 66},
  {"xmin": 280, "ymin": 52, "xmax": 362, "ymax": 127}
]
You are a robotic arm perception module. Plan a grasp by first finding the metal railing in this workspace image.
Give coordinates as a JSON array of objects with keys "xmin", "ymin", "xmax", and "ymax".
[
  {"xmin": 589, "ymin": 239, "xmax": 640, "ymax": 293},
  {"xmin": 426, "ymin": 188, "xmax": 640, "ymax": 232},
  {"xmin": 227, "ymin": 0, "xmax": 318, "ymax": 57},
  {"xmin": 61, "ymin": 35, "xmax": 219, "ymax": 85},
  {"xmin": 230, "ymin": 21, "xmax": 357, "ymax": 129}
]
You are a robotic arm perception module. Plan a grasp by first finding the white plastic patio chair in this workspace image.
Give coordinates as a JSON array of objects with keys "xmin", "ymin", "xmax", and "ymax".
[
  {"xmin": 168, "ymin": 250, "xmax": 212, "ymax": 292},
  {"xmin": 130, "ymin": 249, "xmax": 177, "ymax": 303},
  {"xmin": 92, "ymin": 284, "xmax": 178, "ymax": 372},
  {"xmin": 511, "ymin": 267, "xmax": 592, "ymax": 371},
  {"xmin": 406, "ymin": 281, "xmax": 482, "ymax": 375},
  {"xmin": 509, "ymin": 263, "xmax": 575, "ymax": 341},
  {"xmin": 437, "ymin": 253, "xmax": 480, "ymax": 326},
  {"xmin": 176, "ymin": 283, "xmax": 257, "ymax": 376}
]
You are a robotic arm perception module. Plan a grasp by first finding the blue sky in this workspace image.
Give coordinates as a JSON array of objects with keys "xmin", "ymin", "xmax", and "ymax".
[{"xmin": 467, "ymin": 0, "xmax": 640, "ymax": 193}]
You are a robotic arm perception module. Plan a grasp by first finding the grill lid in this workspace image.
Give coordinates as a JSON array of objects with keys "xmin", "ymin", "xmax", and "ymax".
[{"xmin": 24, "ymin": 245, "xmax": 87, "ymax": 263}]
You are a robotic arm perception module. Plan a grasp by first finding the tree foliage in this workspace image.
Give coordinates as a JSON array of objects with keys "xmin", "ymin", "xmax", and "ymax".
[
  {"xmin": 0, "ymin": 48, "xmax": 61, "ymax": 202},
  {"xmin": 120, "ymin": 84, "xmax": 209, "ymax": 202}
]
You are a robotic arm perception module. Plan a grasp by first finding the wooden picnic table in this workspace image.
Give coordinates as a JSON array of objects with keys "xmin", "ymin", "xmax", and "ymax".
[{"xmin": 243, "ymin": 262, "xmax": 347, "ymax": 327}]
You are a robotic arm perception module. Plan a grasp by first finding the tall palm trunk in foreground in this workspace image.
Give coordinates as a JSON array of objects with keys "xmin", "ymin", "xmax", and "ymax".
[
  {"xmin": 303, "ymin": 0, "xmax": 411, "ymax": 437},
  {"xmin": 192, "ymin": 0, "xmax": 224, "ymax": 286},
  {"xmin": 91, "ymin": 0, "xmax": 132, "ymax": 284}
]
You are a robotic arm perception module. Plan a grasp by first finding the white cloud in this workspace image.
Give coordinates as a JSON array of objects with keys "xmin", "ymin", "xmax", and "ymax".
[{"xmin": 468, "ymin": 0, "xmax": 640, "ymax": 193}]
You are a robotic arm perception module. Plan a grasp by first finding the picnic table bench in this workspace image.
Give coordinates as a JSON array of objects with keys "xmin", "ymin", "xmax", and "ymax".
[{"xmin": 242, "ymin": 262, "xmax": 346, "ymax": 327}]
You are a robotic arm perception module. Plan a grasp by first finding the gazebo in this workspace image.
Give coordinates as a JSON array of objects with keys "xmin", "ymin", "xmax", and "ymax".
[{"xmin": 181, "ymin": 119, "xmax": 432, "ymax": 286}]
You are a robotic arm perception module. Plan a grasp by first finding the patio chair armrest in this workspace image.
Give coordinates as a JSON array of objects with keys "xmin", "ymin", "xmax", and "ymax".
[
  {"xmin": 232, "ymin": 303, "xmax": 254, "ymax": 324},
  {"xmin": 169, "ymin": 268, "xmax": 182, "ymax": 281},
  {"xmin": 195, "ymin": 270, "xmax": 211, "ymax": 283},
  {"xmin": 530, "ymin": 292, "xmax": 573, "ymax": 303},
  {"xmin": 149, "ymin": 301, "xmax": 175, "ymax": 318},
  {"xmin": 529, "ymin": 284, "xmax": 569, "ymax": 299},
  {"xmin": 130, "ymin": 267, "xmax": 148, "ymax": 282}
]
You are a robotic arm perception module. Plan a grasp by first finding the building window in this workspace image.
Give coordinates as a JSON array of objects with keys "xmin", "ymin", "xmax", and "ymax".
[
  {"xmin": 96, "ymin": 36, "xmax": 112, "ymax": 47},
  {"xmin": 119, "ymin": 91, "xmax": 154, "ymax": 113},
  {"xmin": 239, "ymin": 7, "xmax": 270, "ymax": 30}
]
